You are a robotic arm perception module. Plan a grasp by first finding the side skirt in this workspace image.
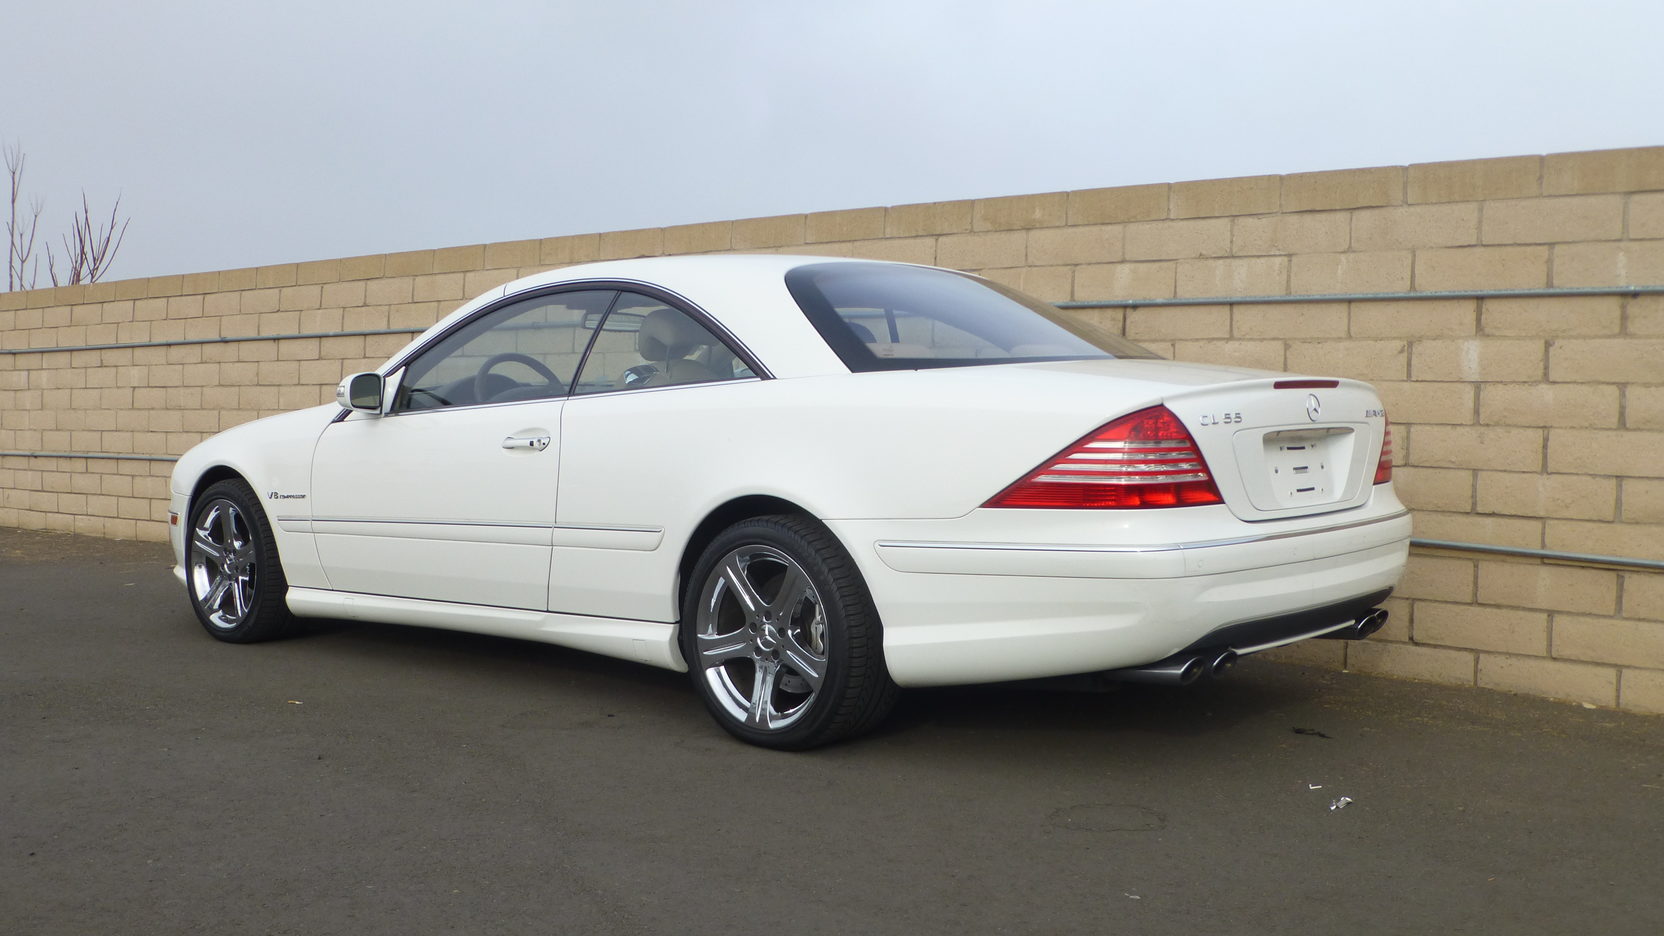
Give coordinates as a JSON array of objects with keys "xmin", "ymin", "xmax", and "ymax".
[{"xmin": 284, "ymin": 587, "xmax": 686, "ymax": 672}]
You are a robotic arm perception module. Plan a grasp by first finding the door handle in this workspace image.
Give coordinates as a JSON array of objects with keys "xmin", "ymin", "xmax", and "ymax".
[{"xmin": 502, "ymin": 435, "xmax": 551, "ymax": 451}]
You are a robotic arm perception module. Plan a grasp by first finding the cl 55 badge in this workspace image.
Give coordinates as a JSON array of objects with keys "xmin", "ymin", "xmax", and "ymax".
[{"xmin": 1198, "ymin": 412, "xmax": 1243, "ymax": 426}]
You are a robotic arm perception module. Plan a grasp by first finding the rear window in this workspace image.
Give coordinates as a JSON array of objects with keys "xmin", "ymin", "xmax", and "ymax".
[{"xmin": 785, "ymin": 261, "xmax": 1159, "ymax": 371}]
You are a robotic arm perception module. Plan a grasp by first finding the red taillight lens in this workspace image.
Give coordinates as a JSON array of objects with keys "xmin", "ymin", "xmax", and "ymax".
[
  {"xmin": 984, "ymin": 406, "xmax": 1224, "ymax": 509},
  {"xmin": 1373, "ymin": 418, "xmax": 1393, "ymax": 485}
]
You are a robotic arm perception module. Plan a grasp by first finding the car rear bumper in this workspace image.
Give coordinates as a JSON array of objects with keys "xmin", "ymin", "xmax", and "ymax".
[{"xmin": 828, "ymin": 504, "xmax": 1411, "ymax": 687}]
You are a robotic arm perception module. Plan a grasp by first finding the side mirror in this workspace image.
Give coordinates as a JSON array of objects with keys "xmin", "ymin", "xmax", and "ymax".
[{"xmin": 336, "ymin": 372, "xmax": 384, "ymax": 413}]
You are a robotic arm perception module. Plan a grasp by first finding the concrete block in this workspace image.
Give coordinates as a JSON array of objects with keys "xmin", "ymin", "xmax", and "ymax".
[
  {"xmin": 1477, "ymin": 471, "xmax": 1616, "ymax": 521},
  {"xmin": 1477, "ymin": 653, "xmax": 1616, "ymax": 707},
  {"xmin": 1543, "ymin": 146, "xmax": 1664, "ymax": 195},
  {"xmin": 1391, "ymin": 466, "xmax": 1474, "ymax": 512},
  {"xmin": 1619, "ymin": 667, "xmax": 1664, "ymax": 714},
  {"xmin": 1125, "ymin": 304, "xmax": 1230, "ymax": 340},
  {"xmin": 1067, "ymin": 184, "xmax": 1168, "ymax": 224},
  {"xmin": 1547, "ymin": 428, "xmax": 1664, "ymax": 478},
  {"xmin": 1552, "ymin": 241, "xmax": 1664, "ymax": 286},
  {"xmin": 1290, "ymin": 251, "xmax": 1413, "ymax": 293},
  {"xmin": 1631, "ymin": 387, "xmax": 1664, "ymax": 430},
  {"xmin": 1414, "ymin": 601, "xmax": 1548, "ymax": 654},
  {"xmin": 937, "ymin": 231, "xmax": 1026, "ymax": 270},
  {"xmin": 1479, "ymin": 383, "xmax": 1619, "ymax": 428},
  {"xmin": 1347, "ymin": 639, "xmax": 1475, "ymax": 686},
  {"xmin": 1284, "ymin": 339, "xmax": 1407, "ymax": 381},
  {"xmin": 1350, "ymin": 299, "xmax": 1477, "ymax": 337},
  {"xmin": 1373, "ymin": 380, "xmax": 1475, "ymax": 424},
  {"xmin": 973, "ymin": 192, "xmax": 1066, "ymax": 231},
  {"xmin": 1625, "ymin": 572, "xmax": 1664, "ymax": 620},
  {"xmin": 731, "ymin": 215, "xmax": 806, "ymax": 250},
  {"xmin": 663, "ymin": 222, "xmax": 731, "ymax": 254},
  {"xmin": 384, "ymin": 251, "xmax": 440, "ymax": 279},
  {"xmin": 1477, "ymin": 560, "xmax": 1618, "ymax": 615},
  {"xmin": 845, "ymin": 237, "xmax": 936, "ymax": 265},
  {"xmin": 1553, "ymin": 614, "xmax": 1664, "ymax": 668},
  {"xmin": 483, "ymin": 239, "xmax": 539, "ymax": 269},
  {"xmin": 1281, "ymin": 166, "xmax": 1402, "ymax": 212},
  {"xmin": 1545, "ymin": 519, "xmax": 1664, "ymax": 562},
  {"xmin": 1409, "ymin": 338, "xmax": 1545, "ymax": 381},
  {"xmin": 1176, "ymin": 256, "xmax": 1287, "ymax": 298},
  {"xmin": 1629, "ymin": 192, "xmax": 1664, "ymax": 239},
  {"xmin": 1232, "ymin": 212, "xmax": 1350, "ymax": 255},
  {"xmin": 254, "ymin": 265, "xmax": 297, "ymax": 289},
  {"xmin": 1231, "ymin": 302, "xmax": 1347, "ymax": 338},
  {"xmin": 1414, "ymin": 246, "xmax": 1549, "ymax": 290},
  {"xmin": 432, "ymin": 245, "xmax": 484, "ymax": 273},
  {"xmin": 597, "ymin": 227, "xmax": 664, "ymax": 259},
  {"xmin": 1170, "ymin": 174, "xmax": 1280, "ymax": 218},
  {"xmin": 1170, "ymin": 339, "xmax": 1285, "ymax": 371},
  {"xmin": 1351, "ymin": 202, "xmax": 1479, "ymax": 250},
  {"xmin": 1408, "ymin": 155, "xmax": 1540, "ymax": 203},
  {"xmin": 1482, "ymin": 195, "xmax": 1624, "ymax": 245},
  {"xmin": 1026, "ymin": 225, "xmax": 1123, "ymax": 266},
  {"xmin": 1409, "ymin": 424, "xmax": 1542, "ymax": 471},
  {"xmin": 539, "ymin": 234, "xmax": 601, "ymax": 266},
  {"xmin": 1125, "ymin": 218, "xmax": 1230, "ymax": 260},
  {"xmin": 1398, "ymin": 554, "xmax": 1476, "ymax": 602},
  {"xmin": 805, "ymin": 208, "xmax": 885, "ymax": 243},
  {"xmin": 1480, "ymin": 295, "xmax": 1621, "ymax": 336},
  {"xmin": 1623, "ymin": 479, "xmax": 1664, "ymax": 524},
  {"xmin": 885, "ymin": 200, "xmax": 973, "ymax": 237}
]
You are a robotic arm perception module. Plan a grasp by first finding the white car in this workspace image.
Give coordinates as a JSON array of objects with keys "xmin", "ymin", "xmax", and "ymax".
[{"xmin": 170, "ymin": 255, "xmax": 1409, "ymax": 748}]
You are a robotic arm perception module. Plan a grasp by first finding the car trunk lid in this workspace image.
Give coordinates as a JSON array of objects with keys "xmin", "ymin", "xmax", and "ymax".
[{"xmin": 1162, "ymin": 378, "xmax": 1387, "ymax": 522}]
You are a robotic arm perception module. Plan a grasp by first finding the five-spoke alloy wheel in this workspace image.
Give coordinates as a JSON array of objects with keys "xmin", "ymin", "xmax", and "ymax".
[
  {"xmin": 186, "ymin": 479, "xmax": 295, "ymax": 643},
  {"xmin": 683, "ymin": 515, "xmax": 897, "ymax": 749}
]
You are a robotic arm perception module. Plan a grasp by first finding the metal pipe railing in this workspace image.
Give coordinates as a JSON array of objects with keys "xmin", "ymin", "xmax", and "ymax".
[
  {"xmin": 1056, "ymin": 284, "xmax": 1664, "ymax": 309},
  {"xmin": 0, "ymin": 327, "xmax": 421, "ymax": 356}
]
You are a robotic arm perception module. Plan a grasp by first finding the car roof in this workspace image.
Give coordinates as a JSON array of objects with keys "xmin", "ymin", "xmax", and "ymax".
[{"xmin": 397, "ymin": 255, "xmax": 910, "ymax": 380}]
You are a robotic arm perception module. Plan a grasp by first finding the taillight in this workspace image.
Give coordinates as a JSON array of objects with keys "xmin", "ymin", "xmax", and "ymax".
[
  {"xmin": 984, "ymin": 405, "xmax": 1224, "ymax": 509},
  {"xmin": 1373, "ymin": 418, "xmax": 1393, "ymax": 484}
]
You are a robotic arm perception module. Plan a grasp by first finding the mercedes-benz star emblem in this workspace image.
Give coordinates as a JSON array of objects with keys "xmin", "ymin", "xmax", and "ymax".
[{"xmin": 1306, "ymin": 393, "xmax": 1322, "ymax": 422}]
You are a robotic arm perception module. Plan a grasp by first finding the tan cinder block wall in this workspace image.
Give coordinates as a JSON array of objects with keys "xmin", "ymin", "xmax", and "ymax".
[{"xmin": 3, "ymin": 146, "xmax": 1663, "ymax": 715}]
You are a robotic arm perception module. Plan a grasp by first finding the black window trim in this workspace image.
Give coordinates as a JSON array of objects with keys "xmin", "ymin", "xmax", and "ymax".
[{"xmin": 357, "ymin": 278, "xmax": 770, "ymax": 417}]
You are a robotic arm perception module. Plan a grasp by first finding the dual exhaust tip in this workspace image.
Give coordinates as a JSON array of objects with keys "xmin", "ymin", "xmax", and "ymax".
[
  {"xmin": 1106, "ymin": 607, "xmax": 1389, "ymax": 686},
  {"xmin": 1108, "ymin": 648, "xmax": 1238, "ymax": 686}
]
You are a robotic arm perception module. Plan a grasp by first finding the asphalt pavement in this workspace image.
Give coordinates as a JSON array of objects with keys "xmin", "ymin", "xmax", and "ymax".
[{"xmin": 2, "ymin": 526, "xmax": 1661, "ymax": 936}]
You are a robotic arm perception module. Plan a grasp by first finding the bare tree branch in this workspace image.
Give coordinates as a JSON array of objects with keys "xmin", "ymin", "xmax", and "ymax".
[
  {"xmin": 5, "ymin": 140, "xmax": 130, "ymax": 290},
  {"xmin": 5, "ymin": 142, "xmax": 44, "ymax": 291}
]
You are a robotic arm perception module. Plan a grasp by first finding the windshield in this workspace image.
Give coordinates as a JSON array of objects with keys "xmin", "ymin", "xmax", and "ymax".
[{"xmin": 785, "ymin": 261, "xmax": 1159, "ymax": 372}]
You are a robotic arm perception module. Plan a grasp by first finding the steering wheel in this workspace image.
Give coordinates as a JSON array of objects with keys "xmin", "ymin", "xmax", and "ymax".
[{"xmin": 473, "ymin": 352, "xmax": 562, "ymax": 402}]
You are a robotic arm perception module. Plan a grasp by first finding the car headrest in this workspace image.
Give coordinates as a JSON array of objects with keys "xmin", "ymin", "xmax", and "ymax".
[{"xmin": 638, "ymin": 308, "xmax": 707, "ymax": 361}]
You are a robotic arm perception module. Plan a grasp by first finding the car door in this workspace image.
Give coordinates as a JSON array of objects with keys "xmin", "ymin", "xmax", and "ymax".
[
  {"xmin": 310, "ymin": 288, "xmax": 617, "ymax": 609},
  {"xmin": 547, "ymin": 291, "xmax": 762, "ymax": 620}
]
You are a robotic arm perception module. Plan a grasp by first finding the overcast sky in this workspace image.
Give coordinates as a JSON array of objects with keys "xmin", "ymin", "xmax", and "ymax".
[{"xmin": 6, "ymin": 0, "xmax": 1661, "ymax": 283}]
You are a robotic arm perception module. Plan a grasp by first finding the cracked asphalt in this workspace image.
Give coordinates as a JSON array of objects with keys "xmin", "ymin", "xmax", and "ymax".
[{"xmin": 3, "ymin": 527, "xmax": 1661, "ymax": 935}]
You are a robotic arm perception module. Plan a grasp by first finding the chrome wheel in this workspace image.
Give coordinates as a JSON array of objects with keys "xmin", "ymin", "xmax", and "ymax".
[
  {"xmin": 189, "ymin": 498, "xmax": 258, "ymax": 630},
  {"xmin": 694, "ymin": 544, "xmax": 829, "ymax": 732}
]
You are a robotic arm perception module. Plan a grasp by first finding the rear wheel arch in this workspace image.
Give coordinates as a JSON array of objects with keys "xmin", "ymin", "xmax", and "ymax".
[{"xmin": 677, "ymin": 495, "xmax": 818, "ymax": 612}]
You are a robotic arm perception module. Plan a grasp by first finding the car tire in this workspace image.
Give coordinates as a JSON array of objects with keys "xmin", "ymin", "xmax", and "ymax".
[
  {"xmin": 185, "ymin": 478, "xmax": 297, "ymax": 643},
  {"xmin": 681, "ymin": 514, "xmax": 898, "ymax": 750}
]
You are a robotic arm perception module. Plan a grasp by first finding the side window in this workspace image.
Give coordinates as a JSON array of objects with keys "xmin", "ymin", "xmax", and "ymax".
[
  {"xmin": 394, "ymin": 290, "xmax": 615, "ymax": 412},
  {"xmin": 571, "ymin": 293, "xmax": 752, "ymax": 395}
]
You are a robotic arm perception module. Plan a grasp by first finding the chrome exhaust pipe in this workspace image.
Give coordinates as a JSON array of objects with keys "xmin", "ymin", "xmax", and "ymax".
[
  {"xmin": 1316, "ymin": 608, "xmax": 1389, "ymax": 640},
  {"xmin": 1103, "ymin": 655, "xmax": 1206, "ymax": 686},
  {"xmin": 1207, "ymin": 649, "xmax": 1238, "ymax": 677}
]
